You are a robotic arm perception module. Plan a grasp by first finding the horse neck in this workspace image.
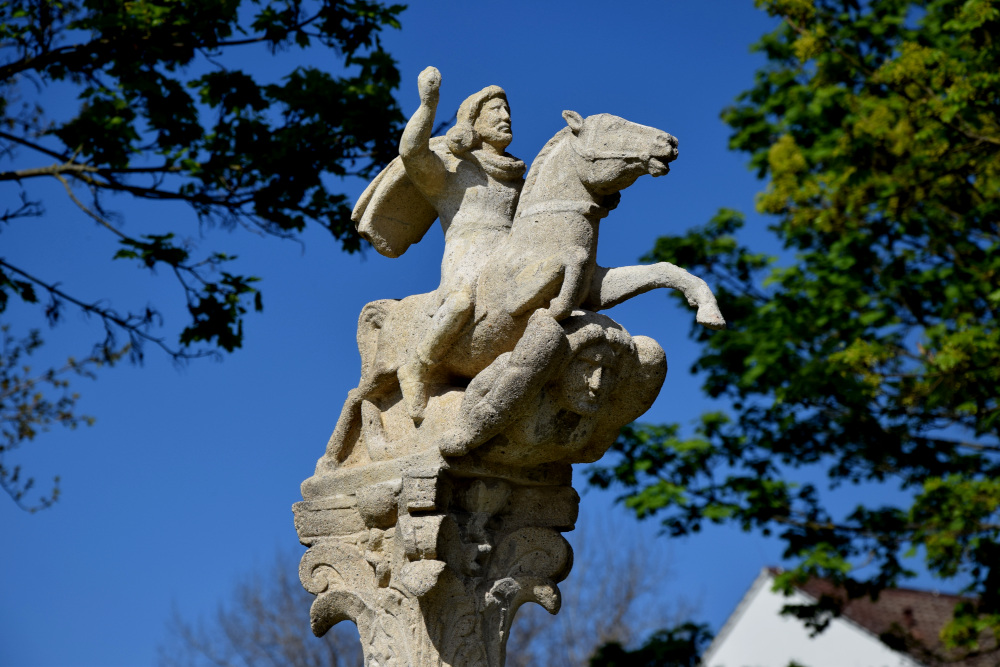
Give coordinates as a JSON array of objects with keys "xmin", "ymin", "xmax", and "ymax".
[{"xmin": 516, "ymin": 139, "xmax": 596, "ymax": 217}]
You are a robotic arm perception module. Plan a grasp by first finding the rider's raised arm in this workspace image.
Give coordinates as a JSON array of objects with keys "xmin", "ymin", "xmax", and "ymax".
[{"xmin": 400, "ymin": 66, "xmax": 448, "ymax": 197}]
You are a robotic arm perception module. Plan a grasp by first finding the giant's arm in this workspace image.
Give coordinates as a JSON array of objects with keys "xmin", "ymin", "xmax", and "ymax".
[
  {"xmin": 438, "ymin": 311, "xmax": 568, "ymax": 456},
  {"xmin": 399, "ymin": 66, "xmax": 448, "ymax": 196}
]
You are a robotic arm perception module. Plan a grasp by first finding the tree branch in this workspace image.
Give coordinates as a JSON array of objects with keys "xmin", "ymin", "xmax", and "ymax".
[
  {"xmin": 1, "ymin": 189, "xmax": 42, "ymax": 223},
  {"xmin": 1, "ymin": 8, "xmax": 326, "ymax": 84},
  {"xmin": 0, "ymin": 162, "xmax": 98, "ymax": 181},
  {"xmin": 51, "ymin": 172, "xmax": 126, "ymax": 239},
  {"xmin": 0, "ymin": 129, "xmax": 73, "ymax": 163},
  {"xmin": 0, "ymin": 258, "xmax": 209, "ymax": 361},
  {"xmin": 0, "ymin": 40, "xmax": 107, "ymax": 82},
  {"xmin": 210, "ymin": 12, "xmax": 322, "ymax": 48},
  {"xmin": 919, "ymin": 436, "xmax": 1000, "ymax": 454}
]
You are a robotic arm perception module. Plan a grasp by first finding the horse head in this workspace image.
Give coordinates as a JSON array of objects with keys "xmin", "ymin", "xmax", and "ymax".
[{"xmin": 561, "ymin": 110, "xmax": 678, "ymax": 196}]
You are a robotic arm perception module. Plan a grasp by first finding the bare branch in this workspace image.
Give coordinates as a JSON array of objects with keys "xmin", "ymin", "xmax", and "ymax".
[
  {"xmin": 0, "ymin": 189, "xmax": 43, "ymax": 222},
  {"xmin": 157, "ymin": 551, "xmax": 363, "ymax": 667},
  {"xmin": 51, "ymin": 172, "xmax": 126, "ymax": 239},
  {"xmin": 0, "ymin": 258, "xmax": 210, "ymax": 361},
  {"xmin": 920, "ymin": 436, "xmax": 1000, "ymax": 454}
]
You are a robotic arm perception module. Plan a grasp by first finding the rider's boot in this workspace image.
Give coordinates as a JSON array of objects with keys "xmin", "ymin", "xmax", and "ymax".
[{"xmin": 398, "ymin": 358, "xmax": 430, "ymax": 423}]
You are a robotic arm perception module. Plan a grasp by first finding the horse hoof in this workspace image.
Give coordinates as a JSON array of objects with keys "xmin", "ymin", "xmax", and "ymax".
[
  {"xmin": 438, "ymin": 429, "xmax": 469, "ymax": 457},
  {"xmin": 697, "ymin": 306, "xmax": 727, "ymax": 330},
  {"xmin": 398, "ymin": 361, "xmax": 429, "ymax": 422}
]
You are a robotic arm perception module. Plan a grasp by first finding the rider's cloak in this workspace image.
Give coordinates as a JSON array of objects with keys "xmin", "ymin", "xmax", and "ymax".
[{"xmin": 352, "ymin": 137, "xmax": 454, "ymax": 258}]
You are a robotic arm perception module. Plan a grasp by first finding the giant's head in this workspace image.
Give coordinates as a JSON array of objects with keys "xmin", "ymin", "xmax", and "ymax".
[
  {"xmin": 553, "ymin": 315, "xmax": 632, "ymax": 415},
  {"xmin": 553, "ymin": 312, "xmax": 667, "ymax": 423}
]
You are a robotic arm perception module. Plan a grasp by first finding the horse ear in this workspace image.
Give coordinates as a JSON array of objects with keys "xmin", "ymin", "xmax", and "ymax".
[{"xmin": 562, "ymin": 110, "xmax": 584, "ymax": 134}]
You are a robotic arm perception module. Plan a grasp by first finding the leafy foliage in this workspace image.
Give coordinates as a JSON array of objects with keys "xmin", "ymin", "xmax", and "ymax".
[
  {"xmin": 0, "ymin": 0, "xmax": 405, "ymax": 508},
  {"xmin": 591, "ymin": 0, "xmax": 1000, "ymax": 660}
]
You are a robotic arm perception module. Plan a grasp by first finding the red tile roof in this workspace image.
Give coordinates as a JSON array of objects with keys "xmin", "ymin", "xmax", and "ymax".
[{"xmin": 769, "ymin": 569, "xmax": 998, "ymax": 667}]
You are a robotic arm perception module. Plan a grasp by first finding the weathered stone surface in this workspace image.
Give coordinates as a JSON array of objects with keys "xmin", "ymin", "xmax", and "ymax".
[{"xmin": 294, "ymin": 66, "xmax": 725, "ymax": 666}]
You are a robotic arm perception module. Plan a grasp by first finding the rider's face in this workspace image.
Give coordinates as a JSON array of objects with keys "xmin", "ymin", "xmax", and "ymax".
[{"xmin": 474, "ymin": 97, "xmax": 512, "ymax": 148}]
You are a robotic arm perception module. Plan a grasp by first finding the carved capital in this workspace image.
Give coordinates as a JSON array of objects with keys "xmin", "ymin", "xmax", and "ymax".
[{"xmin": 295, "ymin": 454, "xmax": 575, "ymax": 665}]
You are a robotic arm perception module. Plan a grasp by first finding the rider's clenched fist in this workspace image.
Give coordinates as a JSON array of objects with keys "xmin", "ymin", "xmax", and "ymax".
[{"xmin": 417, "ymin": 66, "xmax": 441, "ymax": 105}]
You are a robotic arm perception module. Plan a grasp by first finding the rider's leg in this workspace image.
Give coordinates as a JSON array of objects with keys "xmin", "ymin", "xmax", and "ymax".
[
  {"xmin": 417, "ymin": 285, "xmax": 475, "ymax": 366},
  {"xmin": 399, "ymin": 285, "xmax": 475, "ymax": 421}
]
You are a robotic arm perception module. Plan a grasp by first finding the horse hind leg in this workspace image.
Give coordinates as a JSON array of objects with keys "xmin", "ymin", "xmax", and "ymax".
[
  {"xmin": 319, "ymin": 368, "xmax": 398, "ymax": 470},
  {"xmin": 319, "ymin": 299, "xmax": 400, "ymax": 470}
]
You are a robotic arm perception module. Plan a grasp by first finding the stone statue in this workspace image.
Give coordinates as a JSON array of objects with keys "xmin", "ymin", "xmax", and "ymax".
[{"xmin": 294, "ymin": 67, "xmax": 725, "ymax": 666}]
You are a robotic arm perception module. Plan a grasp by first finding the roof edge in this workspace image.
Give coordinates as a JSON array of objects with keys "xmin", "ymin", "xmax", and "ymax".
[{"xmin": 700, "ymin": 567, "xmax": 775, "ymax": 665}]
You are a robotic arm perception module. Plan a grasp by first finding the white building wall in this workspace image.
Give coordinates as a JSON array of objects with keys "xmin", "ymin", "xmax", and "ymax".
[{"xmin": 702, "ymin": 570, "xmax": 924, "ymax": 667}]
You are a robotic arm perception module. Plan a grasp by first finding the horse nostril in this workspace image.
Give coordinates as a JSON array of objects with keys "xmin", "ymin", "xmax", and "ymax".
[{"xmin": 655, "ymin": 133, "xmax": 678, "ymax": 151}]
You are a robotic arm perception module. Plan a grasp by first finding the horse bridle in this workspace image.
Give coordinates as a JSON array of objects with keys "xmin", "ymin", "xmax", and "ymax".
[
  {"xmin": 568, "ymin": 132, "xmax": 659, "ymax": 163},
  {"xmin": 571, "ymin": 141, "xmax": 654, "ymax": 163}
]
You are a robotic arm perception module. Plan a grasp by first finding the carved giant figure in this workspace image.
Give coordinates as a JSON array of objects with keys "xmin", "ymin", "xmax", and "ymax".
[{"xmin": 294, "ymin": 67, "xmax": 725, "ymax": 666}]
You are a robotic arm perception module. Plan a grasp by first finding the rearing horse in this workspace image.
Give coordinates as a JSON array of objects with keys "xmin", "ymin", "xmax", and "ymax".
[
  {"xmin": 465, "ymin": 110, "xmax": 724, "ymax": 369},
  {"xmin": 322, "ymin": 111, "xmax": 724, "ymax": 465}
]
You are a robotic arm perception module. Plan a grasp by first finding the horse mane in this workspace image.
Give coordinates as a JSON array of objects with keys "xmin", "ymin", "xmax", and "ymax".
[{"xmin": 520, "ymin": 126, "xmax": 573, "ymax": 203}]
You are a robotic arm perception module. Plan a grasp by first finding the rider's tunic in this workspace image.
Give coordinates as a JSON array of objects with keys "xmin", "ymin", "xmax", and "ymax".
[{"xmin": 422, "ymin": 149, "xmax": 524, "ymax": 298}]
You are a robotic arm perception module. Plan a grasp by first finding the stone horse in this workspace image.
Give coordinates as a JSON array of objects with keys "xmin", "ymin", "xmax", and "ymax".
[{"xmin": 320, "ymin": 111, "xmax": 724, "ymax": 467}]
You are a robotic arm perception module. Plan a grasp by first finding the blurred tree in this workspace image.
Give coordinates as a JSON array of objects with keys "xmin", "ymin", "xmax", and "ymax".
[
  {"xmin": 0, "ymin": 0, "xmax": 405, "ymax": 509},
  {"xmin": 158, "ymin": 553, "xmax": 364, "ymax": 667},
  {"xmin": 591, "ymin": 0, "xmax": 1000, "ymax": 661}
]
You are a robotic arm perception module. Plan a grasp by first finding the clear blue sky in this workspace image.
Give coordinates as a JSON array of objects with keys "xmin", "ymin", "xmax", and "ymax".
[{"xmin": 1, "ymin": 2, "xmax": 810, "ymax": 664}]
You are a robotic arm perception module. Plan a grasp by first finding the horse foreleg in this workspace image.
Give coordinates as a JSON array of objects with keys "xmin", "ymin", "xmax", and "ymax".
[
  {"xmin": 543, "ymin": 247, "xmax": 591, "ymax": 321},
  {"xmin": 584, "ymin": 263, "xmax": 726, "ymax": 329}
]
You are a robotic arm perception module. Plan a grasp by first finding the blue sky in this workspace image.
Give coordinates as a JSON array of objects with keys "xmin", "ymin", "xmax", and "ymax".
[{"xmin": 0, "ymin": 2, "xmax": 825, "ymax": 664}]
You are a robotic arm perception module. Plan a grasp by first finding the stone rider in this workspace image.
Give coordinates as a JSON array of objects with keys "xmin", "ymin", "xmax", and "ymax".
[{"xmin": 393, "ymin": 66, "xmax": 526, "ymax": 421}]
